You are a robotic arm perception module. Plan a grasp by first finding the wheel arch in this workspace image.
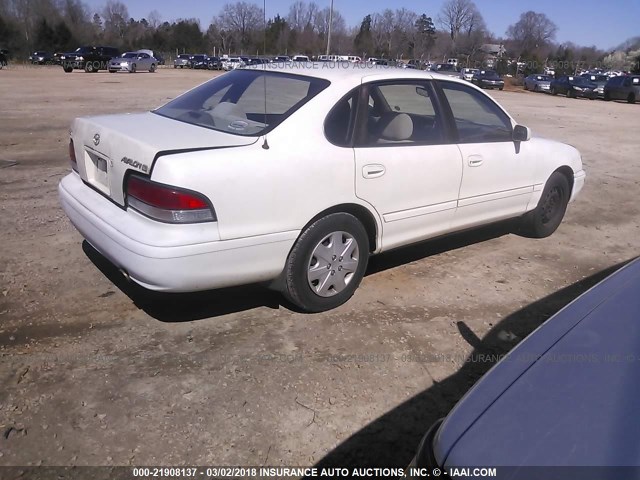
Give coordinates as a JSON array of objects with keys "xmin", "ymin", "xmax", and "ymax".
[
  {"xmin": 554, "ymin": 165, "xmax": 574, "ymax": 193},
  {"xmin": 298, "ymin": 203, "xmax": 380, "ymax": 254}
]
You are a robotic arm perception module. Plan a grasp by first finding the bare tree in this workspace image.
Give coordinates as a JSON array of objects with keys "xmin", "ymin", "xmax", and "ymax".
[
  {"xmin": 102, "ymin": 0, "xmax": 129, "ymax": 41},
  {"xmin": 506, "ymin": 11, "xmax": 557, "ymax": 54},
  {"xmin": 218, "ymin": 2, "xmax": 263, "ymax": 51},
  {"xmin": 438, "ymin": 0, "xmax": 480, "ymax": 45},
  {"xmin": 147, "ymin": 10, "xmax": 162, "ymax": 29}
]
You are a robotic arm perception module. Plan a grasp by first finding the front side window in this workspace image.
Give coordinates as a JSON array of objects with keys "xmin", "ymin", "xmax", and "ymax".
[
  {"xmin": 356, "ymin": 81, "xmax": 444, "ymax": 146},
  {"xmin": 440, "ymin": 82, "xmax": 513, "ymax": 143},
  {"xmin": 154, "ymin": 69, "xmax": 330, "ymax": 136}
]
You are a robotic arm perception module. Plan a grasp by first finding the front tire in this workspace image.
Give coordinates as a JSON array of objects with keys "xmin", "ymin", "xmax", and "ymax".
[
  {"xmin": 85, "ymin": 62, "xmax": 94, "ymax": 73},
  {"xmin": 519, "ymin": 172, "xmax": 570, "ymax": 238},
  {"xmin": 551, "ymin": 87, "xmax": 557, "ymax": 95},
  {"xmin": 149, "ymin": 63, "xmax": 156, "ymax": 72},
  {"xmin": 63, "ymin": 66, "xmax": 73, "ymax": 73},
  {"xmin": 604, "ymin": 91, "xmax": 611, "ymax": 101},
  {"xmin": 628, "ymin": 93, "xmax": 636, "ymax": 104},
  {"xmin": 283, "ymin": 213, "xmax": 369, "ymax": 312},
  {"xmin": 130, "ymin": 63, "xmax": 137, "ymax": 73}
]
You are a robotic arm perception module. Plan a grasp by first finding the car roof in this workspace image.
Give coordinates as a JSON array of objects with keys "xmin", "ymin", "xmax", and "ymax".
[{"xmin": 244, "ymin": 62, "xmax": 470, "ymax": 86}]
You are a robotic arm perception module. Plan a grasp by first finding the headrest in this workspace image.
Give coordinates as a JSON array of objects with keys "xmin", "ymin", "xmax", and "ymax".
[{"xmin": 379, "ymin": 113, "xmax": 413, "ymax": 141}]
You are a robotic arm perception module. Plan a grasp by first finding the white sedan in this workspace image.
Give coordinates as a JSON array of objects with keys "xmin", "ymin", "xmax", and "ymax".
[{"xmin": 58, "ymin": 64, "xmax": 585, "ymax": 312}]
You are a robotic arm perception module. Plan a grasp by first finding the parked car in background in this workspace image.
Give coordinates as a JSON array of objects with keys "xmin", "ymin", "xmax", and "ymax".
[
  {"xmin": 273, "ymin": 55, "xmax": 290, "ymax": 62},
  {"xmin": 604, "ymin": 75, "xmax": 640, "ymax": 103},
  {"xmin": 207, "ymin": 56, "xmax": 222, "ymax": 70},
  {"xmin": 246, "ymin": 57, "xmax": 269, "ymax": 66},
  {"xmin": 524, "ymin": 74, "xmax": 552, "ymax": 92},
  {"xmin": 432, "ymin": 63, "xmax": 459, "ymax": 77},
  {"xmin": 291, "ymin": 54, "xmax": 310, "ymax": 62},
  {"xmin": 59, "ymin": 65, "xmax": 585, "ymax": 313},
  {"xmin": 108, "ymin": 51, "xmax": 157, "ymax": 73},
  {"xmin": 580, "ymin": 73, "xmax": 608, "ymax": 98},
  {"xmin": 460, "ymin": 68, "xmax": 479, "ymax": 81},
  {"xmin": 550, "ymin": 75, "xmax": 598, "ymax": 99},
  {"xmin": 189, "ymin": 54, "xmax": 209, "ymax": 69},
  {"xmin": 409, "ymin": 257, "xmax": 640, "ymax": 473},
  {"xmin": 29, "ymin": 51, "xmax": 54, "ymax": 64},
  {"xmin": 471, "ymin": 70, "xmax": 504, "ymax": 90},
  {"xmin": 174, "ymin": 54, "xmax": 191, "ymax": 68},
  {"xmin": 60, "ymin": 46, "xmax": 119, "ymax": 73},
  {"xmin": 222, "ymin": 57, "xmax": 245, "ymax": 70}
]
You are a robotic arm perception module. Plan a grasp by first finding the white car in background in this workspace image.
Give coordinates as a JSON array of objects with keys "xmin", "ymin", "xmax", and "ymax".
[
  {"xmin": 460, "ymin": 68, "xmax": 479, "ymax": 81},
  {"xmin": 222, "ymin": 57, "xmax": 244, "ymax": 71},
  {"xmin": 59, "ymin": 64, "xmax": 585, "ymax": 312}
]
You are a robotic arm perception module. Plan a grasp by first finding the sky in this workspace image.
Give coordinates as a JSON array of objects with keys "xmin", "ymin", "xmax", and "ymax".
[{"xmin": 83, "ymin": 0, "xmax": 639, "ymax": 51}]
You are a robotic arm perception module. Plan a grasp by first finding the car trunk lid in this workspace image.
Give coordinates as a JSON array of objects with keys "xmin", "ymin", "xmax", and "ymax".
[{"xmin": 71, "ymin": 112, "xmax": 257, "ymax": 206}]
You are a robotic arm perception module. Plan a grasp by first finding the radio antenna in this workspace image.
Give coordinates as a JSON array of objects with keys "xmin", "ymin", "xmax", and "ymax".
[{"xmin": 262, "ymin": 0, "xmax": 269, "ymax": 150}]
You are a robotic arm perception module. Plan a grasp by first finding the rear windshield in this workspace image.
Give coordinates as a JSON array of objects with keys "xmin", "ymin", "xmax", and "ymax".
[{"xmin": 154, "ymin": 69, "xmax": 330, "ymax": 136}]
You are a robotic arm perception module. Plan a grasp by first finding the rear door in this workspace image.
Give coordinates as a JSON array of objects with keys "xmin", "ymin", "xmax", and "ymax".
[
  {"xmin": 352, "ymin": 80, "xmax": 463, "ymax": 251},
  {"xmin": 437, "ymin": 81, "xmax": 535, "ymax": 230}
]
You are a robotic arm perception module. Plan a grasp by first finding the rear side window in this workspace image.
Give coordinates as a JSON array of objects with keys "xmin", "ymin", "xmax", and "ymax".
[
  {"xmin": 440, "ymin": 82, "xmax": 512, "ymax": 143},
  {"xmin": 356, "ymin": 81, "xmax": 444, "ymax": 146},
  {"xmin": 155, "ymin": 69, "xmax": 330, "ymax": 136}
]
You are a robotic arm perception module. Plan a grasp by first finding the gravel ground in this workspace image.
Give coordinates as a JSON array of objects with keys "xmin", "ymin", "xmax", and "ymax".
[{"xmin": 0, "ymin": 66, "xmax": 638, "ymax": 469}]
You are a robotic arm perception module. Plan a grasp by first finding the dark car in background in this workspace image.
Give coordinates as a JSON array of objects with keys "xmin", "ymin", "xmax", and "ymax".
[
  {"xmin": 207, "ymin": 56, "xmax": 221, "ymax": 70},
  {"xmin": 550, "ymin": 75, "xmax": 597, "ymax": 99},
  {"xmin": 189, "ymin": 54, "xmax": 209, "ymax": 69},
  {"xmin": 524, "ymin": 74, "xmax": 552, "ymax": 92},
  {"xmin": 0, "ymin": 48, "xmax": 8, "ymax": 68},
  {"xmin": 580, "ymin": 73, "xmax": 609, "ymax": 98},
  {"xmin": 60, "ymin": 46, "xmax": 119, "ymax": 73},
  {"xmin": 604, "ymin": 75, "xmax": 640, "ymax": 103},
  {"xmin": 471, "ymin": 70, "xmax": 504, "ymax": 90},
  {"xmin": 410, "ymin": 257, "xmax": 640, "ymax": 475},
  {"xmin": 29, "ymin": 50, "xmax": 54, "ymax": 64}
]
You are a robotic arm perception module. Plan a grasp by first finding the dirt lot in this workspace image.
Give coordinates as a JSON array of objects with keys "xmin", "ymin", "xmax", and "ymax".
[{"xmin": 0, "ymin": 66, "xmax": 638, "ymax": 469}]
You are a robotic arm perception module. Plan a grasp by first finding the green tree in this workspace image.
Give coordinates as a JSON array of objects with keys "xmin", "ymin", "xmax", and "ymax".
[
  {"xmin": 354, "ymin": 14, "xmax": 373, "ymax": 55},
  {"xmin": 414, "ymin": 14, "xmax": 435, "ymax": 57}
]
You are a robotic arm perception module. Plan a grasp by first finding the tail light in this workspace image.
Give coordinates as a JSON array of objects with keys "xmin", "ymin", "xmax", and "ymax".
[
  {"xmin": 69, "ymin": 139, "xmax": 78, "ymax": 172},
  {"xmin": 126, "ymin": 175, "xmax": 216, "ymax": 224}
]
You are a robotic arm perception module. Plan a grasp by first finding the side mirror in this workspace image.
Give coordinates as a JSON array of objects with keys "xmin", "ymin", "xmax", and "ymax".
[{"xmin": 513, "ymin": 125, "xmax": 531, "ymax": 142}]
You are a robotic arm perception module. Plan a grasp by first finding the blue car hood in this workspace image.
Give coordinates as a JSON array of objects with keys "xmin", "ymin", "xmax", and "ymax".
[{"xmin": 435, "ymin": 258, "xmax": 640, "ymax": 468}]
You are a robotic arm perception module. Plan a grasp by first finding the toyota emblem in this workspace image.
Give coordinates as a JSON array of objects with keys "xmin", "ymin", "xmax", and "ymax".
[{"xmin": 93, "ymin": 133, "xmax": 100, "ymax": 146}]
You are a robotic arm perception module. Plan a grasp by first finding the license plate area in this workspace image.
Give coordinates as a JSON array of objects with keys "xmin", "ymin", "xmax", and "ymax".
[{"xmin": 84, "ymin": 149, "xmax": 110, "ymax": 195}]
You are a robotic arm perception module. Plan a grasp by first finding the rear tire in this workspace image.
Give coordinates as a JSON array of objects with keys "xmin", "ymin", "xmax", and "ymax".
[
  {"xmin": 604, "ymin": 91, "xmax": 611, "ymax": 101},
  {"xmin": 519, "ymin": 172, "xmax": 570, "ymax": 238},
  {"xmin": 63, "ymin": 66, "xmax": 73, "ymax": 73},
  {"xmin": 283, "ymin": 213, "xmax": 369, "ymax": 313},
  {"xmin": 628, "ymin": 93, "xmax": 636, "ymax": 104},
  {"xmin": 567, "ymin": 89, "xmax": 576, "ymax": 98},
  {"xmin": 149, "ymin": 63, "xmax": 156, "ymax": 72},
  {"xmin": 551, "ymin": 87, "xmax": 557, "ymax": 95},
  {"xmin": 85, "ymin": 62, "xmax": 94, "ymax": 73}
]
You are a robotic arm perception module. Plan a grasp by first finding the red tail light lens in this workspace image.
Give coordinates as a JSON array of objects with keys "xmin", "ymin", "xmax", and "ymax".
[
  {"xmin": 126, "ymin": 175, "xmax": 216, "ymax": 224},
  {"xmin": 69, "ymin": 139, "xmax": 78, "ymax": 171}
]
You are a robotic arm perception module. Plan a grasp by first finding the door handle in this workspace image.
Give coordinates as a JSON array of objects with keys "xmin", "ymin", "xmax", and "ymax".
[
  {"xmin": 363, "ymin": 164, "xmax": 386, "ymax": 179},
  {"xmin": 468, "ymin": 155, "xmax": 483, "ymax": 167}
]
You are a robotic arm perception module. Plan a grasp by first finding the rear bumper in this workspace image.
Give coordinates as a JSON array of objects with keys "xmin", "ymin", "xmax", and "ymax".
[{"xmin": 58, "ymin": 173, "xmax": 298, "ymax": 292}]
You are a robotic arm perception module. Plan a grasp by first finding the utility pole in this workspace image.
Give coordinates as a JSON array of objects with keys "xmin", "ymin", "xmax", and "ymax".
[{"xmin": 326, "ymin": 0, "xmax": 334, "ymax": 56}]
